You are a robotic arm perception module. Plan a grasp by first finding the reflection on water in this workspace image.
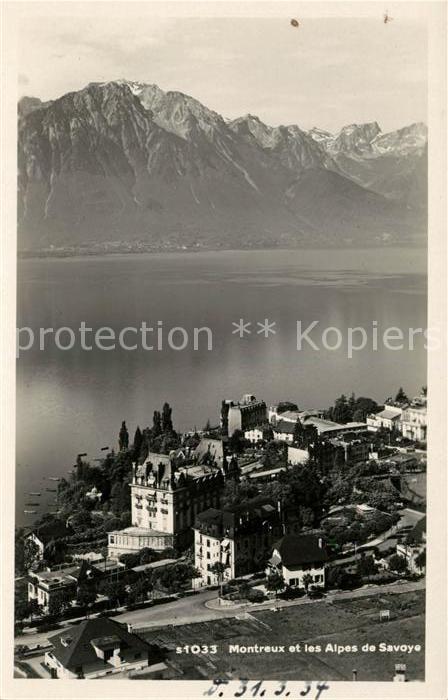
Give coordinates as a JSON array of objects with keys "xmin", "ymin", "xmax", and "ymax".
[{"xmin": 16, "ymin": 248, "xmax": 426, "ymax": 526}]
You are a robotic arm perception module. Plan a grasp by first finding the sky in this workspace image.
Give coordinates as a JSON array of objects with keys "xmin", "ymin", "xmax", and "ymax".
[{"xmin": 17, "ymin": 9, "xmax": 427, "ymax": 133}]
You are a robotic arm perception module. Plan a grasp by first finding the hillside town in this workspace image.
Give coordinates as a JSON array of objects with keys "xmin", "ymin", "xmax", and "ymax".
[{"xmin": 15, "ymin": 387, "xmax": 427, "ymax": 681}]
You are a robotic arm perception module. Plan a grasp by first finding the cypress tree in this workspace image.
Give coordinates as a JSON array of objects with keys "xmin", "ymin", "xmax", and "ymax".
[
  {"xmin": 118, "ymin": 421, "xmax": 129, "ymax": 451},
  {"xmin": 152, "ymin": 411, "xmax": 162, "ymax": 436},
  {"xmin": 162, "ymin": 402, "xmax": 173, "ymax": 433},
  {"xmin": 133, "ymin": 426, "xmax": 143, "ymax": 460}
]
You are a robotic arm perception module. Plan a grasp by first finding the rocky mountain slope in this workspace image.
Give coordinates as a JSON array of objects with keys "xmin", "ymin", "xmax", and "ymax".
[
  {"xmin": 17, "ymin": 81, "xmax": 427, "ymax": 251},
  {"xmin": 308, "ymin": 121, "xmax": 427, "ymax": 204}
]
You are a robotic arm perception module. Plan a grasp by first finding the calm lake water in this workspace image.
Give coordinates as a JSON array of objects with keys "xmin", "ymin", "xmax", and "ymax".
[{"xmin": 16, "ymin": 248, "xmax": 427, "ymax": 527}]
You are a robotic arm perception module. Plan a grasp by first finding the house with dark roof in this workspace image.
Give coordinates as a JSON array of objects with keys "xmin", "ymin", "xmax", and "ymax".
[
  {"xmin": 267, "ymin": 534, "xmax": 329, "ymax": 589},
  {"xmin": 26, "ymin": 519, "xmax": 73, "ymax": 560},
  {"xmin": 272, "ymin": 420, "xmax": 296, "ymax": 443},
  {"xmin": 396, "ymin": 516, "xmax": 426, "ymax": 573},
  {"xmin": 44, "ymin": 617, "xmax": 164, "ymax": 679}
]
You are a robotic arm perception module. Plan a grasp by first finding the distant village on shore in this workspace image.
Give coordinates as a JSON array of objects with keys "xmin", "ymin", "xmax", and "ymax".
[{"xmin": 15, "ymin": 387, "xmax": 427, "ymax": 680}]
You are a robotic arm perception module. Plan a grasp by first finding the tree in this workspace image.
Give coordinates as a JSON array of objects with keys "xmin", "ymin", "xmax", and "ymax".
[
  {"xmin": 139, "ymin": 547, "xmax": 157, "ymax": 565},
  {"xmin": 99, "ymin": 580, "xmax": 126, "ymax": 611},
  {"xmin": 152, "ymin": 411, "xmax": 162, "ymax": 437},
  {"xmin": 352, "ymin": 397, "xmax": 379, "ymax": 422},
  {"xmin": 220, "ymin": 401, "xmax": 230, "ymax": 436},
  {"xmin": 69, "ymin": 510, "xmax": 92, "ymax": 532},
  {"xmin": 348, "ymin": 392, "xmax": 356, "ymax": 417},
  {"xmin": 277, "ymin": 402, "xmax": 298, "ymax": 414},
  {"xmin": 110, "ymin": 482, "xmax": 130, "ymax": 517},
  {"xmin": 28, "ymin": 599, "xmax": 42, "ymax": 621},
  {"xmin": 356, "ymin": 555, "xmax": 378, "ymax": 577},
  {"xmin": 388, "ymin": 553, "xmax": 408, "ymax": 574},
  {"xmin": 266, "ymin": 570, "xmax": 285, "ymax": 599},
  {"xmin": 119, "ymin": 421, "xmax": 129, "ymax": 451},
  {"xmin": 262, "ymin": 439, "xmax": 287, "ymax": 468},
  {"xmin": 415, "ymin": 549, "xmax": 426, "ymax": 571},
  {"xmin": 76, "ymin": 585, "xmax": 97, "ymax": 617},
  {"xmin": 228, "ymin": 429, "xmax": 245, "ymax": 455},
  {"xmin": 126, "ymin": 574, "xmax": 154, "ymax": 605},
  {"xmin": 133, "ymin": 426, "xmax": 143, "ymax": 461},
  {"xmin": 302, "ymin": 573, "xmax": 313, "ymax": 592},
  {"xmin": 15, "ymin": 599, "xmax": 32, "ymax": 622},
  {"xmin": 48, "ymin": 590, "xmax": 71, "ymax": 618},
  {"xmin": 395, "ymin": 387, "xmax": 409, "ymax": 404},
  {"xmin": 302, "ymin": 425, "xmax": 319, "ymax": 449},
  {"xmin": 44, "ymin": 538, "xmax": 66, "ymax": 565},
  {"xmin": 227, "ymin": 456, "xmax": 241, "ymax": 483},
  {"xmin": 326, "ymin": 565, "xmax": 345, "ymax": 590},
  {"xmin": 238, "ymin": 580, "xmax": 251, "ymax": 599},
  {"xmin": 119, "ymin": 552, "xmax": 140, "ymax": 569},
  {"xmin": 159, "ymin": 431, "xmax": 181, "ymax": 454},
  {"xmin": 293, "ymin": 419, "xmax": 304, "ymax": 446},
  {"xmin": 23, "ymin": 538, "xmax": 40, "ymax": 572},
  {"xmin": 332, "ymin": 395, "xmax": 352, "ymax": 424},
  {"xmin": 210, "ymin": 561, "xmax": 226, "ymax": 597},
  {"xmin": 157, "ymin": 563, "xmax": 200, "ymax": 594},
  {"xmin": 162, "ymin": 403, "xmax": 173, "ymax": 433},
  {"xmin": 120, "ymin": 510, "xmax": 132, "ymax": 527},
  {"xmin": 221, "ymin": 479, "xmax": 258, "ymax": 508}
]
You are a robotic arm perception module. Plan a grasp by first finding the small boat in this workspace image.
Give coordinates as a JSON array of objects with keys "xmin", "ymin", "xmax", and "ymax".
[
  {"xmin": 100, "ymin": 446, "xmax": 109, "ymax": 451},
  {"xmin": 23, "ymin": 510, "xmax": 37, "ymax": 514},
  {"xmin": 45, "ymin": 488, "xmax": 57, "ymax": 493},
  {"xmin": 25, "ymin": 502, "xmax": 40, "ymax": 507},
  {"xmin": 28, "ymin": 492, "xmax": 41, "ymax": 496},
  {"xmin": 77, "ymin": 453, "xmax": 87, "ymax": 457},
  {"xmin": 48, "ymin": 477, "xmax": 61, "ymax": 481}
]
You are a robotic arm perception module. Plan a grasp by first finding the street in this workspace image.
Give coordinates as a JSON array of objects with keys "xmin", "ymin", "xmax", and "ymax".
[{"xmin": 15, "ymin": 578, "xmax": 425, "ymax": 649}]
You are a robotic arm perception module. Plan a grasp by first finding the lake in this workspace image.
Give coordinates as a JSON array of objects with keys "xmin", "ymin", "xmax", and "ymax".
[{"xmin": 16, "ymin": 247, "xmax": 427, "ymax": 527}]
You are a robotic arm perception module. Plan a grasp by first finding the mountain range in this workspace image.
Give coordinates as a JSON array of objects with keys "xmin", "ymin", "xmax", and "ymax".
[{"xmin": 17, "ymin": 80, "xmax": 427, "ymax": 252}]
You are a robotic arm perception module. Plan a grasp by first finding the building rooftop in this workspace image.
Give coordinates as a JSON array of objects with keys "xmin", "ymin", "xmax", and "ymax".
[
  {"xmin": 272, "ymin": 534, "xmax": 329, "ymax": 568},
  {"xmin": 302, "ymin": 417, "xmax": 343, "ymax": 433},
  {"xmin": 249, "ymin": 466, "xmax": 288, "ymax": 479},
  {"xmin": 31, "ymin": 567, "xmax": 79, "ymax": 585},
  {"xmin": 177, "ymin": 463, "xmax": 221, "ymax": 478},
  {"xmin": 273, "ymin": 420, "xmax": 296, "ymax": 435},
  {"xmin": 373, "ymin": 409, "xmax": 403, "ymax": 420},
  {"xmin": 277, "ymin": 410, "xmax": 302, "ymax": 423},
  {"xmin": 405, "ymin": 516, "xmax": 426, "ymax": 545},
  {"xmin": 28, "ymin": 519, "xmax": 73, "ymax": 545},
  {"xmin": 195, "ymin": 497, "xmax": 280, "ymax": 534},
  {"xmin": 47, "ymin": 618, "xmax": 155, "ymax": 672},
  {"xmin": 132, "ymin": 558, "xmax": 178, "ymax": 573},
  {"xmin": 109, "ymin": 526, "xmax": 171, "ymax": 537}
]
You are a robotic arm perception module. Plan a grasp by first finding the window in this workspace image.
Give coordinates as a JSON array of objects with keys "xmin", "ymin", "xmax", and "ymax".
[
  {"xmin": 110, "ymin": 536, "xmax": 115, "ymax": 544},
  {"xmin": 207, "ymin": 552, "xmax": 210, "ymax": 559},
  {"xmin": 206, "ymin": 539, "xmax": 210, "ymax": 547}
]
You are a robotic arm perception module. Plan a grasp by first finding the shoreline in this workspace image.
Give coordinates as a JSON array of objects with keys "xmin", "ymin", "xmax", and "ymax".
[{"xmin": 18, "ymin": 242, "xmax": 428, "ymax": 262}]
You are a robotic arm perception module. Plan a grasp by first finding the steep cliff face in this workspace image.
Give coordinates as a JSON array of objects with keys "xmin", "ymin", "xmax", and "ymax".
[
  {"xmin": 17, "ymin": 80, "xmax": 427, "ymax": 250},
  {"xmin": 228, "ymin": 114, "xmax": 334, "ymax": 172},
  {"xmin": 308, "ymin": 121, "xmax": 427, "ymax": 203}
]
